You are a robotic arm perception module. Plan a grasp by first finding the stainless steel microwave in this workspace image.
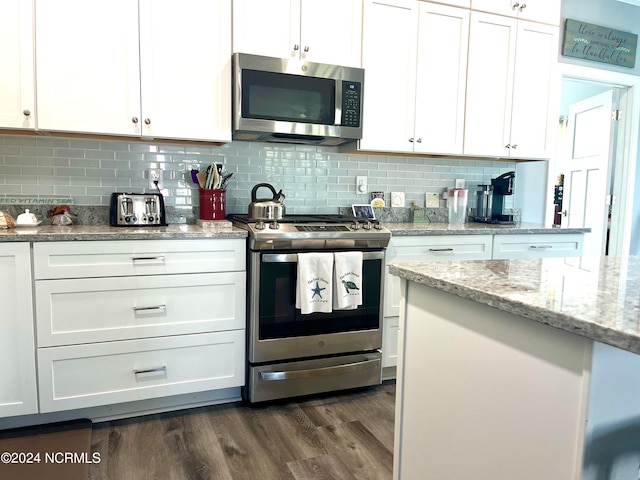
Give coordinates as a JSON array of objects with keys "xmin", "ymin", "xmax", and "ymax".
[{"xmin": 232, "ymin": 53, "xmax": 364, "ymax": 146}]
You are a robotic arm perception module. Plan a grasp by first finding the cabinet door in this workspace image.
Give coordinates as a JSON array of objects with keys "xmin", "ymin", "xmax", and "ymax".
[
  {"xmin": 509, "ymin": 20, "xmax": 557, "ymax": 159},
  {"xmin": 360, "ymin": 0, "xmax": 418, "ymax": 153},
  {"xmin": 464, "ymin": 12, "xmax": 517, "ymax": 157},
  {"xmin": 300, "ymin": 0, "xmax": 363, "ymax": 67},
  {"xmin": 35, "ymin": 0, "xmax": 141, "ymax": 136},
  {"xmin": 414, "ymin": 2, "xmax": 469, "ymax": 155},
  {"xmin": 471, "ymin": 0, "xmax": 560, "ymax": 25},
  {"xmin": 516, "ymin": 1, "xmax": 560, "ymax": 25},
  {"xmin": 0, "ymin": 243, "xmax": 38, "ymax": 418},
  {"xmin": 0, "ymin": 0, "xmax": 35, "ymax": 130},
  {"xmin": 437, "ymin": 0, "xmax": 470, "ymax": 7},
  {"xmin": 139, "ymin": 0, "xmax": 231, "ymax": 142},
  {"xmin": 232, "ymin": 0, "xmax": 300, "ymax": 59}
]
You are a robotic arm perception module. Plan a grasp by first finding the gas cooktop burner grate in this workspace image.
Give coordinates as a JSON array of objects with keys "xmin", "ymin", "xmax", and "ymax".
[{"xmin": 227, "ymin": 213, "xmax": 356, "ymax": 224}]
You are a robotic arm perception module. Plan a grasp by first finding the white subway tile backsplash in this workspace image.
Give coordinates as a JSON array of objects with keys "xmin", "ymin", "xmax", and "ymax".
[{"xmin": 0, "ymin": 135, "xmax": 517, "ymax": 212}]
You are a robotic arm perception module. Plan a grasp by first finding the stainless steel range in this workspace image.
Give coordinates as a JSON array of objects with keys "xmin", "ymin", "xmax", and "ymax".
[{"xmin": 228, "ymin": 214, "xmax": 391, "ymax": 403}]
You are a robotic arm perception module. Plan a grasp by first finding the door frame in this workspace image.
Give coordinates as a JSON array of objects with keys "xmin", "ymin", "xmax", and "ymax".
[{"xmin": 547, "ymin": 63, "xmax": 640, "ymax": 256}]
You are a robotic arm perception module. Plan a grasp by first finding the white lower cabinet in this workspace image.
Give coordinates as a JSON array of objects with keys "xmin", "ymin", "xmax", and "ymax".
[
  {"xmin": 37, "ymin": 331, "xmax": 245, "ymax": 413},
  {"xmin": 33, "ymin": 239, "xmax": 246, "ymax": 414},
  {"xmin": 492, "ymin": 233, "xmax": 584, "ymax": 259},
  {"xmin": 0, "ymin": 243, "xmax": 38, "ymax": 418},
  {"xmin": 383, "ymin": 232, "xmax": 585, "ymax": 374},
  {"xmin": 383, "ymin": 235, "xmax": 493, "ymax": 372}
]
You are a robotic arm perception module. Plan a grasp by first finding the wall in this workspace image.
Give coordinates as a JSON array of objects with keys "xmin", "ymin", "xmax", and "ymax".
[
  {"xmin": 0, "ymin": 134, "xmax": 515, "ymax": 217},
  {"xmin": 562, "ymin": 0, "xmax": 640, "ymax": 254}
]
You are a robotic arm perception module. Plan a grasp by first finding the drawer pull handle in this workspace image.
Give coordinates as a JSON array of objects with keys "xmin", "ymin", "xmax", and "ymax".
[
  {"xmin": 131, "ymin": 256, "xmax": 166, "ymax": 264},
  {"xmin": 133, "ymin": 304, "xmax": 166, "ymax": 314},
  {"xmin": 134, "ymin": 366, "xmax": 167, "ymax": 376},
  {"xmin": 529, "ymin": 245, "xmax": 553, "ymax": 249},
  {"xmin": 428, "ymin": 248, "xmax": 454, "ymax": 252}
]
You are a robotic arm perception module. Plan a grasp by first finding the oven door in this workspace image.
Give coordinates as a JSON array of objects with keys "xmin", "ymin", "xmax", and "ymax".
[{"xmin": 248, "ymin": 250, "xmax": 384, "ymax": 364}]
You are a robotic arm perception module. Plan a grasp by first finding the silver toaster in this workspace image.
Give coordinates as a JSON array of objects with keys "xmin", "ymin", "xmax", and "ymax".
[{"xmin": 109, "ymin": 192, "xmax": 167, "ymax": 226}]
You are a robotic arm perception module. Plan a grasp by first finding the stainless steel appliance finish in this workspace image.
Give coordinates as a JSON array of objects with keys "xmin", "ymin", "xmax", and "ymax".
[
  {"xmin": 475, "ymin": 185, "xmax": 493, "ymax": 221},
  {"xmin": 229, "ymin": 214, "xmax": 390, "ymax": 403},
  {"xmin": 232, "ymin": 53, "xmax": 364, "ymax": 146},
  {"xmin": 248, "ymin": 183, "xmax": 286, "ymax": 221},
  {"xmin": 109, "ymin": 192, "xmax": 167, "ymax": 227}
]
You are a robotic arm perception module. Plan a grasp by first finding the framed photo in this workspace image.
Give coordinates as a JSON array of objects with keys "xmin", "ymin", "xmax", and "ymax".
[{"xmin": 352, "ymin": 204, "xmax": 376, "ymax": 220}]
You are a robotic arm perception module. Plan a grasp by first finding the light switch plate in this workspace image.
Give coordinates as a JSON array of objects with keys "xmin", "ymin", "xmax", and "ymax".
[
  {"xmin": 425, "ymin": 192, "xmax": 439, "ymax": 208},
  {"xmin": 391, "ymin": 192, "xmax": 405, "ymax": 207}
]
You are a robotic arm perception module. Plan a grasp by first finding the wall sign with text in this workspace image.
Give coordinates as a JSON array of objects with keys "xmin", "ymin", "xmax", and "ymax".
[{"xmin": 562, "ymin": 19, "xmax": 637, "ymax": 68}]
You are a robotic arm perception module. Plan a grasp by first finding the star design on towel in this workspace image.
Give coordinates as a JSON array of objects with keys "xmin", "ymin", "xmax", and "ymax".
[{"xmin": 311, "ymin": 281, "xmax": 326, "ymax": 299}]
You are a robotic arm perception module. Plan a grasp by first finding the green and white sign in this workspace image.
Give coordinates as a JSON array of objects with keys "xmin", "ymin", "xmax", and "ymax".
[
  {"xmin": 0, "ymin": 196, "xmax": 75, "ymax": 206},
  {"xmin": 563, "ymin": 19, "xmax": 637, "ymax": 68}
]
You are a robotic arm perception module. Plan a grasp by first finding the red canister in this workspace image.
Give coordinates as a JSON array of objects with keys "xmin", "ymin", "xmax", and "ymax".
[{"xmin": 199, "ymin": 189, "xmax": 226, "ymax": 220}]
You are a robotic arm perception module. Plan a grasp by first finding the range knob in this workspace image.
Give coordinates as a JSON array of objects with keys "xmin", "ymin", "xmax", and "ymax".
[
  {"xmin": 255, "ymin": 221, "xmax": 266, "ymax": 230},
  {"xmin": 374, "ymin": 222, "xmax": 383, "ymax": 230},
  {"xmin": 364, "ymin": 221, "xmax": 372, "ymax": 230},
  {"xmin": 269, "ymin": 221, "xmax": 280, "ymax": 230},
  {"xmin": 351, "ymin": 221, "xmax": 361, "ymax": 230}
]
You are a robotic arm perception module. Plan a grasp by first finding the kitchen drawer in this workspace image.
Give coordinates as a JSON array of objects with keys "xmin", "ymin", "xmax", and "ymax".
[
  {"xmin": 384, "ymin": 235, "xmax": 492, "ymax": 317},
  {"xmin": 37, "ymin": 330, "xmax": 245, "ymax": 413},
  {"xmin": 33, "ymin": 239, "xmax": 245, "ymax": 279},
  {"xmin": 386, "ymin": 235, "xmax": 493, "ymax": 262},
  {"xmin": 35, "ymin": 272, "xmax": 246, "ymax": 347},
  {"xmin": 492, "ymin": 233, "xmax": 584, "ymax": 259}
]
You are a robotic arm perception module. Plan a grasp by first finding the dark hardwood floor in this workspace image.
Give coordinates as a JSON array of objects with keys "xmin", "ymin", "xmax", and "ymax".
[{"xmin": 89, "ymin": 381, "xmax": 395, "ymax": 480}]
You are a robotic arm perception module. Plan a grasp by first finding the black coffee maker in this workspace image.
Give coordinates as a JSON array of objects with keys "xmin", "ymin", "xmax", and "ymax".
[{"xmin": 474, "ymin": 171, "xmax": 516, "ymax": 224}]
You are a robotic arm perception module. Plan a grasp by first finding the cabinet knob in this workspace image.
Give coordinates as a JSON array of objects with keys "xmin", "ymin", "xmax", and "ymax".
[
  {"xmin": 416, "ymin": 138, "xmax": 422, "ymax": 143},
  {"xmin": 293, "ymin": 44, "xmax": 299, "ymax": 51},
  {"xmin": 132, "ymin": 117, "xmax": 139, "ymax": 124},
  {"xmin": 504, "ymin": 144, "xmax": 511, "ymax": 149},
  {"xmin": 144, "ymin": 118, "xmax": 151, "ymax": 125},
  {"xmin": 409, "ymin": 138, "xmax": 414, "ymax": 143},
  {"xmin": 512, "ymin": 2, "xmax": 520, "ymax": 10},
  {"xmin": 519, "ymin": 3, "xmax": 527, "ymax": 11},
  {"xmin": 303, "ymin": 46, "xmax": 309, "ymax": 52},
  {"xmin": 23, "ymin": 109, "xmax": 31, "ymax": 117},
  {"xmin": 511, "ymin": 144, "xmax": 518, "ymax": 149}
]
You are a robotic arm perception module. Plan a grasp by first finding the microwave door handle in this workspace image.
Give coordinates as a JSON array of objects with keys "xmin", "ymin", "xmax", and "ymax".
[{"xmin": 334, "ymin": 78, "xmax": 343, "ymax": 126}]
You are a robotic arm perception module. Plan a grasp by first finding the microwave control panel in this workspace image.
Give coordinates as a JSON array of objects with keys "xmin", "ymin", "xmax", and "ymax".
[{"xmin": 341, "ymin": 81, "xmax": 361, "ymax": 128}]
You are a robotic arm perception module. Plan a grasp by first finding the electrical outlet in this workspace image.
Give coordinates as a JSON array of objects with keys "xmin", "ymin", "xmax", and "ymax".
[
  {"xmin": 356, "ymin": 176, "xmax": 367, "ymax": 194},
  {"xmin": 148, "ymin": 168, "xmax": 163, "ymax": 189}
]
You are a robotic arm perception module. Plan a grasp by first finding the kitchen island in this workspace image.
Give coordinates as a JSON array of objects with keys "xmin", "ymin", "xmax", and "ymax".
[{"xmin": 389, "ymin": 256, "xmax": 640, "ymax": 480}]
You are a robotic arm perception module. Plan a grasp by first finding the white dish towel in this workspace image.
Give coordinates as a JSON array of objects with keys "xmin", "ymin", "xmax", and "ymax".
[
  {"xmin": 333, "ymin": 251, "xmax": 363, "ymax": 310},
  {"xmin": 295, "ymin": 252, "xmax": 333, "ymax": 314}
]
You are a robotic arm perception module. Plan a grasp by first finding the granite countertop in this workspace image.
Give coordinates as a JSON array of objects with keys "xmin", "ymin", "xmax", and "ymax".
[
  {"xmin": 385, "ymin": 222, "xmax": 590, "ymax": 236},
  {"xmin": 389, "ymin": 256, "xmax": 640, "ymax": 355},
  {"xmin": 0, "ymin": 224, "xmax": 248, "ymax": 242}
]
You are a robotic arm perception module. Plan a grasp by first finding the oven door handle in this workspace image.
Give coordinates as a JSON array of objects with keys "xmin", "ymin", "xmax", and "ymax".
[
  {"xmin": 259, "ymin": 358, "xmax": 378, "ymax": 381},
  {"xmin": 261, "ymin": 251, "xmax": 384, "ymax": 263}
]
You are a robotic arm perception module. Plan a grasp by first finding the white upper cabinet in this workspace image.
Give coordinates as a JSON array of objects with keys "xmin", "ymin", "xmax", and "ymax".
[
  {"xmin": 138, "ymin": 0, "xmax": 231, "ymax": 142},
  {"xmin": 360, "ymin": 0, "xmax": 418, "ymax": 153},
  {"xmin": 431, "ymin": 0, "xmax": 470, "ymax": 7},
  {"xmin": 471, "ymin": 0, "xmax": 560, "ymax": 25},
  {"xmin": 0, "ymin": 0, "xmax": 35, "ymax": 130},
  {"xmin": 35, "ymin": 0, "xmax": 231, "ymax": 142},
  {"xmin": 35, "ymin": 0, "xmax": 141, "ymax": 136},
  {"xmin": 361, "ymin": 1, "xmax": 469, "ymax": 155},
  {"xmin": 233, "ymin": 0, "xmax": 363, "ymax": 67},
  {"xmin": 413, "ymin": 2, "xmax": 469, "ymax": 154},
  {"xmin": 0, "ymin": 243, "xmax": 38, "ymax": 418},
  {"xmin": 464, "ymin": 12, "xmax": 557, "ymax": 159}
]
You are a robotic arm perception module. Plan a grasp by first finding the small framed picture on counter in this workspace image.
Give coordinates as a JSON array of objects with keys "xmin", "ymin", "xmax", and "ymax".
[{"xmin": 352, "ymin": 204, "xmax": 375, "ymax": 220}]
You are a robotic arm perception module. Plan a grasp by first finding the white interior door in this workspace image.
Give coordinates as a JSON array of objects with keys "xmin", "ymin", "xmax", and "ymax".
[{"xmin": 561, "ymin": 90, "xmax": 614, "ymax": 257}]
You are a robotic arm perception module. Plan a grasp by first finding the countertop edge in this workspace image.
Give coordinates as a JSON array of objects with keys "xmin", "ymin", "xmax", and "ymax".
[{"xmin": 389, "ymin": 262, "xmax": 640, "ymax": 356}]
